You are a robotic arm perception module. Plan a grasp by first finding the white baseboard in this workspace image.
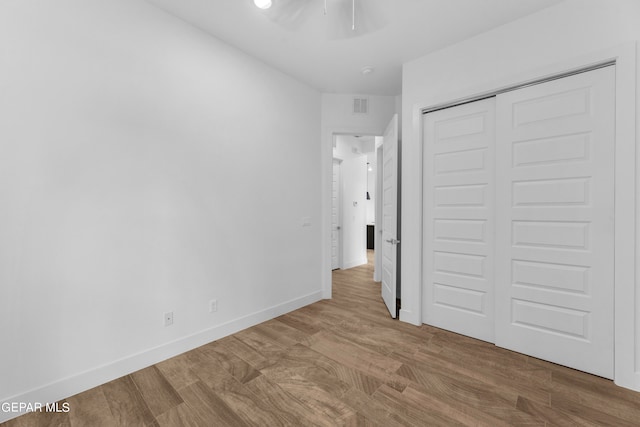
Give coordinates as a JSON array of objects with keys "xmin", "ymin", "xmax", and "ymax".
[
  {"xmin": 0, "ymin": 290, "xmax": 323, "ymax": 424},
  {"xmin": 399, "ymin": 308, "xmax": 420, "ymax": 326},
  {"xmin": 342, "ymin": 257, "xmax": 368, "ymax": 270}
]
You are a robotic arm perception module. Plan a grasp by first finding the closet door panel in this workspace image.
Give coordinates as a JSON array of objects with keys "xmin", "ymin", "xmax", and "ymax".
[
  {"xmin": 494, "ymin": 66, "xmax": 615, "ymax": 379},
  {"xmin": 423, "ymin": 98, "xmax": 496, "ymax": 342}
]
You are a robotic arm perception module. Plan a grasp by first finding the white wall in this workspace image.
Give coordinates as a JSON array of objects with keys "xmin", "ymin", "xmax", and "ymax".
[
  {"xmin": 0, "ymin": 0, "xmax": 322, "ymax": 420},
  {"xmin": 334, "ymin": 137, "xmax": 368, "ymax": 268},
  {"xmin": 321, "ymin": 94, "xmax": 397, "ymax": 296},
  {"xmin": 322, "ymin": 95, "xmax": 398, "ymax": 136},
  {"xmin": 401, "ymin": 0, "xmax": 640, "ymax": 389}
]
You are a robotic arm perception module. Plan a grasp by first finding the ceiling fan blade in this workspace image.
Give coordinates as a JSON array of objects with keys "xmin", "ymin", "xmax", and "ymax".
[
  {"xmin": 324, "ymin": 0, "xmax": 388, "ymax": 40},
  {"xmin": 263, "ymin": 0, "xmax": 316, "ymax": 31},
  {"xmin": 261, "ymin": 0, "xmax": 388, "ymax": 39}
]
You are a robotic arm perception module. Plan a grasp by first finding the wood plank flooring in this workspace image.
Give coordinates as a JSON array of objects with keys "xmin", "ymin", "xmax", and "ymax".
[{"xmin": 5, "ymin": 251, "xmax": 640, "ymax": 426}]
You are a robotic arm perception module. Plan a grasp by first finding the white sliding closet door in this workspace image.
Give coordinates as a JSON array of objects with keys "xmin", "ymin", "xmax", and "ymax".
[
  {"xmin": 423, "ymin": 98, "xmax": 495, "ymax": 342},
  {"xmin": 494, "ymin": 66, "xmax": 615, "ymax": 378}
]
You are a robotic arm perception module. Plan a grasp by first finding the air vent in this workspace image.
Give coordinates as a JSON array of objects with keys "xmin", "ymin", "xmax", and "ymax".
[{"xmin": 353, "ymin": 97, "xmax": 369, "ymax": 114}]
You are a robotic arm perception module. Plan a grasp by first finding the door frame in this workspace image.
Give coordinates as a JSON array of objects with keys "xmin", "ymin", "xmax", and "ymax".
[
  {"xmin": 406, "ymin": 42, "xmax": 638, "ymax": 390},
  {"xmin": 374, "ymin": 143, "xmax": 383, "ymax": 282},
  {"xmin": 322, "ymin": 127, "xmax": 385, "ymax": 300},
  {"xmin": 331, "ymin": 157, "xmax": 343, "ymax": 270}
]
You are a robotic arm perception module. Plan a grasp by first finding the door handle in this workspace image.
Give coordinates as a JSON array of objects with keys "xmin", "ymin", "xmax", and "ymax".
[
  {"xmin": 337, "ymin": 226, "xmax": 341, "ymax": 230},
  {"xmin": 385, "ymin": 238, "xmax": 400, "ymax": 245}
]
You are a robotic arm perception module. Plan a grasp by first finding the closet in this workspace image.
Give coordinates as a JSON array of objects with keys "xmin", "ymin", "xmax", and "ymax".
[{"xmin": 422, "ymin": 65, "xmax": 615, "ymax": 379}]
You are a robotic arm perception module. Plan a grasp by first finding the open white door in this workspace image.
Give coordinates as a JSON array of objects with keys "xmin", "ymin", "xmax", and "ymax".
[{"xmin": 381, "ymin": 115, "xmax": 399, "ymax": 318}]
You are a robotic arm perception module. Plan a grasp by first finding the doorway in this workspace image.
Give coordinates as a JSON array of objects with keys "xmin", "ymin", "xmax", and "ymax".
[
  {"xmin": 332, "ymin": 134, "xmax": 378, "ymax": 271},
  {"xmin": 329, "ymin": 115, "xmax": 400, "ymax": 320}
]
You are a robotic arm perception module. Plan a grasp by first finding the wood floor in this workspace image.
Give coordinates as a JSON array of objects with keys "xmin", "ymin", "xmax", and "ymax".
[{"xmin": 5, "ymin": 252, "xmax": 640, "ymax": 426}]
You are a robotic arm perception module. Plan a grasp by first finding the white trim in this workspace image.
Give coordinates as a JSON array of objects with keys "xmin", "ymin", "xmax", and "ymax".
[
  {"xmin": 613, "ymin": 42, "xmax": 639, "ymax": 390},
  {"xmin": 332, "ymin": 157, "xmax": 344, "ymax": 271},
  {"xmin": 399, "ymin": 308, "xmax": 415, "ymax": 324},
  {"xmin": 399, "ymin": 104, "xmax": 427, "ymax": 326},
  {"xmin": 374, "ymin": 144, "xmax": 383, "ymax": 282},
  {"xmin": 407, "ymin": 41, "xmax": 638, "ymax": 390},
  {"xmin": 0, "ymin": 290, "xmax": 323, "ymax": 424}
]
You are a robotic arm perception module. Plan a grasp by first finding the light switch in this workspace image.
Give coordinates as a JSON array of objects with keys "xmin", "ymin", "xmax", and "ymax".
[{"xmin": 301, "ymin": 217, "xmax": 312, "ymax": 227}]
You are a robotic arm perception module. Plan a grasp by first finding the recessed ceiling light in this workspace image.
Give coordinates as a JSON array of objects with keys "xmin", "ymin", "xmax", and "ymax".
[
  {"xmin": 254, "ymin": 0, "xmax": 272, "ymax": 9},
  {"xmin": 361, "ymin": 66, "xmax": 375, "ymax": 75}
]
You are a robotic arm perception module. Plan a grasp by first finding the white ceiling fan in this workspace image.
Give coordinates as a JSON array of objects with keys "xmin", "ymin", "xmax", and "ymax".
[{"xmin": 253, "ymin": 0, "xmax": 388, "ymax": 40}]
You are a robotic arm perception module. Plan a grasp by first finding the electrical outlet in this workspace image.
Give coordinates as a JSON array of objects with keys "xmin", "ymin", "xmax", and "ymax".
[
  {"xmin": 164, "ymin": 311, "xmax": 173, "ymax": 326},
  {"xmin": 209, "ymin": 299, "xmax": 218, "ymax": 313}
]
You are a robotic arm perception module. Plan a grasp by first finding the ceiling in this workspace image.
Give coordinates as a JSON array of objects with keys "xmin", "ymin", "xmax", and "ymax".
[{"xmin": 147, "ymin": 0, "xmax": 564, "ymax": 95}]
